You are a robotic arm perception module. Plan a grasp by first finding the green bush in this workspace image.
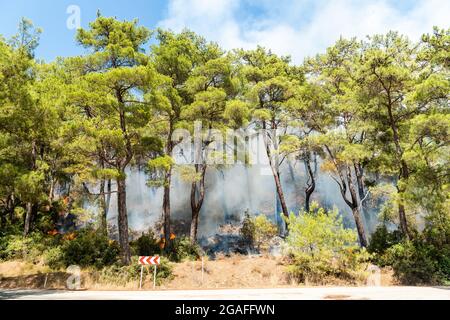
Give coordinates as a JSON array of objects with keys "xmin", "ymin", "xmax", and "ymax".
[
  {"xmin": 284, "ymin": 204, "xmax": 370, "ymax": 283},
  {"xmin": 130, "ymin": 230, "xmax": 161, "ymax": 256},
  {"xmin": 380, "ymin": 239, "xmax": 449, "ymax": 285},
  {"xmin": 98, "ymin": 256, "xmax": 173, "ymax": 286},
  {"xmin": 43, "ymin": 246, "xmax": 64, "ymax": 270},
  {"xmin": 369, "ymin": 217, "xmax": 450, "ymax": 285},
  {"xmin": 240, "ymin": 214, "xmax": 278, "ymax": 251},
  {"xmin": 368, "ymin": 225, "xmax": 403, "ymax": 258},
  {"xmin": 0, "ymin": 232, "xmax": 53, "ymax": 262},
  {"xmin": 61, "ymin": 230, "xmax": 120, "ymax": 268},
  {"xmin": 168, "ymin": 237, "xmax": 202, "ymax": 262},
  {"xmin": 0, "ymin": 235, "xmax": 33, "ymax": 260}
]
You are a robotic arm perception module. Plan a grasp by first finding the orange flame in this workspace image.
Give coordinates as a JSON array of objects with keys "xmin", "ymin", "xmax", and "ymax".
[
  {"xmin": 47, "ymin": 229, "xmax": 59, "ymax": 236},
  {"xmin": 158, "ymin": 233, "xmax": 176, "ymax": 249},
  {"xmin": 63, "ymin": 232, "xmax": 76, "ymax": 241}
]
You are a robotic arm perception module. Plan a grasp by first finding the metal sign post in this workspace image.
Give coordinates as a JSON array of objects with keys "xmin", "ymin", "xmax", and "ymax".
[
  {"xmin": 153, "ymin": 265, "xmax": 157, "ymax": 289},
  {"xmin": 201, "ymin": 256, "xmax": 204, "ymax": 285},
  {"xmin": 138, "ymin": 256, "xmax": 160, "ymax": 290},
  {"xmin": 139, "ymin": 265, "xmax": 144, "ymax": 289}
]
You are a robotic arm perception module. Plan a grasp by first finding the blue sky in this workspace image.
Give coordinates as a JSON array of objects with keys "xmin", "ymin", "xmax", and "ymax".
[
  {"xmin": 0, "ymin": 0, "xmax": 167, "ymax": 60},
  {"xmin": 0, "ymin": 0, "xmax": 448, "ymax": 63}
]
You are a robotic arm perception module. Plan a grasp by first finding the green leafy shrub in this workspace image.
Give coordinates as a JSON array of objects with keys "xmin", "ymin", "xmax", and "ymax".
[
  {"xmin": 1, "ymin": 235, "xmax": 33, "ymax": 260},
  {"xmin": 370, "ymin": 216, "xmax": 450, "ymax": 285},
  {"xmin": 61, "ymin": 230, "xmax": 120, "ymax": 268},
  {"xmin": 0, "ymin": 232, "xmax": 53, "ymax": 262},
  {"xmin": 284, "ymin": 204, "xmax": 370, "ymax": 284},
  {"xmin": 43, "ymin": 246, "xmax": 64, "ymax": 270},
  {"xmin": 240, "ymin": 214, "xmax": 278, "ymax": 251},
  {"xmin": 380, "ymin": 239, "xmax": 449, "ymax": 285},
  {"xmin": 169, "ymin": 236, "xmax": 202, "ymax": 262},
  {"xmin": 130, "ymin": 230, "xmax": 161, "ymax": 256},
  {"xmin": 368, "ymin": 225, "xmax": 403, "ymax": 258}
]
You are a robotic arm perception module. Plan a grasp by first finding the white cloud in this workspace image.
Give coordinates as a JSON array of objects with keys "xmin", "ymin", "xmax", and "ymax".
[{"xmin": 158, "ymin": 0, "xmax": 450, "ymax": 64}]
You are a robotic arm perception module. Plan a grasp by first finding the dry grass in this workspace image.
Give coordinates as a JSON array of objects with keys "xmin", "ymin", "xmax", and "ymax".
[
  {"xmin": 0, "ymin": 261, "xmax": 67, "ymax": 289},
  {"xmin": 0, "ymin": 256, "xmax": 396, "ymax": 290},
  {"xmin": 161, "ymin": 254, "xmax": 293, "ymax": 290},
  {"xmin": 0, "ymin": 260, "xmax": 50, "ymax": 277}
]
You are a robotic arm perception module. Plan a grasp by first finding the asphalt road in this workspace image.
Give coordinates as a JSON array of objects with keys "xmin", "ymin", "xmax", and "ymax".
[{"xmin": 1, "ymin": 286, "xmax": 449, "ymax": 300}]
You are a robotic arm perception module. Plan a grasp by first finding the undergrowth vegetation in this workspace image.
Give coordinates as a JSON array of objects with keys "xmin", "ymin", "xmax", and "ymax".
[
  {"xmin": 241, "ymin": 214, "xmax": 278, "ymax": 252},
  {"xmin": 284, "ymin": 204, "xmax": 370, "ymax": 284},
  {"xmin": 368, "ymin": 225, "xmax": 450, "ymax": 285}
]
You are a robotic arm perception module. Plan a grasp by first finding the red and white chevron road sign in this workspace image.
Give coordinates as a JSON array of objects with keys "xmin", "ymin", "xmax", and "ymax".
[{"xmin": 138, "ymin": 256, "xmax": 160, "ymax": 265}]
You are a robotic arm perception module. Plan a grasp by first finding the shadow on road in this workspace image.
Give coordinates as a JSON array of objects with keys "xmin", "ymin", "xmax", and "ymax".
[{"xmin": 0, "ymin": 289, "xmax": 65, "ymax": 300}]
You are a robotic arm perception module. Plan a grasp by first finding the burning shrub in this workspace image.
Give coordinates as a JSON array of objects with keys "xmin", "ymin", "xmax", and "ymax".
[
  {"xmin": 61, "ymin": 229, "xmax": 120, "ymax": 268},
  {"xmin": 284, "ymin": 204, "xmax": 370, "ymax": 284},
  {"xmin": 240, "ymin": 214, "xmax": 278, "ymax": 252}
]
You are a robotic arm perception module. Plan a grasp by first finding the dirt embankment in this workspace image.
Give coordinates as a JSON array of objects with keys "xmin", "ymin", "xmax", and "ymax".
[
  {"xmin": 162, "ymin": 255, "xmax": 290, "ymax": 290},
  {"xmin": 0, "ymin": 256, "xmax": 396, "ymax": 290},
  {"xmin": 0, "ymin": 261, "xmax": 68, "ymax": 289}
]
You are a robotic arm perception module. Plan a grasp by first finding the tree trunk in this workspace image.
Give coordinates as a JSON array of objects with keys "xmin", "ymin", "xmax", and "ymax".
[
  {"xmin": 397, "ymin": 160, "xmax": 410, "ymax": 238},
  {"xmin": 386, "ymin": 102, "xmax": 411, "ymax": 239},
  {"xmin": 262, "ymin": 127, "xmax": 289, "ymax": 218},
  {"xmin": 352, "ymin": 206, "xmax": 368, "ymax": 247},
  {"xmin": 190, "ymin": 206, "xmax": 200, "ymax": 243},
  {"xmin": 398, "ymin": 201, "xmax": 409, "ymax": 237},
  {"xmin": 24, "ymin": 140, "xmax": 37, "ymax": 236},
  {"xmin": 106, "ymin": 179, "xmax": 112, "ymax": 210},
  {"xmin": 48, "ymin": 176, "xmax": 55, "ymax": 204},
  {"xmin": 115, "ymin": 89, "xmax": 133, "ymax": 263},
  {"xmin": 116, "ymin": 175, "xmax": 131, "ymax": 265},
  {"xmin": 23, "ymin": 202, "xmax": 34, "ymax": 236},
  {"xmin": 273, "ymin": 170, "xmax": 289, "ymax": 218},
  {"xmin": 346, "ymin": 166, "xmax": 368, "ymax": 247},
  {"xmin": 190, "ymin": 164, "xmax": 207, "ymax": 243},
  {"xmin": 304, "ymin": 156, "xmax": 316, "ymax": 213},
  {"xmin": 162, "ymin": 128, "xmax": 174, "ymax": 252},
  {"xmin": 325, "ymin": 146, "xmax": 368, "ymax": 247},
  {"xmin": 99, "ymin": 178, "xmax": 107, "ymax": 235},
  {"xmin": 7, "ymin": 193, "xmax": 15, "ymax": 223},
  {"xmin": 104, "ymin": 179, "xmax": 111, "ymax": 233},
  {"xmin": 163, "ymin": 168, "xmax": 172, "ymax": 251},
  {"xmin": 354, "ymin": 163, "xmax": 366, "ymax": 207}
]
